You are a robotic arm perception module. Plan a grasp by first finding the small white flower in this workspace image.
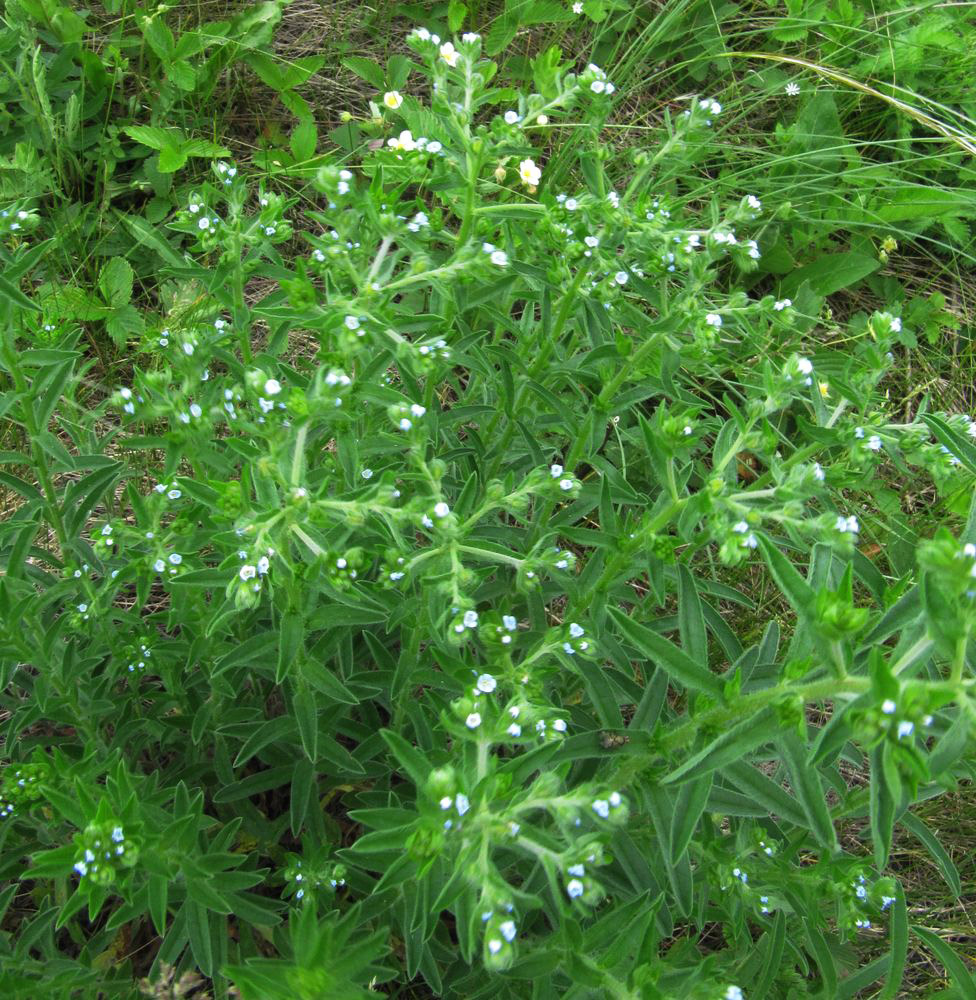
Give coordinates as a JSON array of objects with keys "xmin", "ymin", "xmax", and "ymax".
[
  {"xmin": 476, "ymin": 673, "xmax": 496, "ymax": 693},
  {"xmin": 240, "ymin": 564, "xmax": 257, "ymax": 581},
  {"xmin": 198, "ymin": 217, "xmax": 210, "ymax": 230},
  {"xmin": 504, "ymin": 110, "xmax": 521, "ymax": 125},
  {"xmin": 462, "ymin": 32, "xmax": 480, "ymax": 42},
  {"xmin": 389, "ymin": 129, "xmax": 416, "ymax": 152},
  {"xmin": 439, "ymin": 42, "xmax": 459, "ymax": 66},
  {"xmin": 797, "ymin": 357, "xmax": 813, "ymax": 375},
  {"xmin": 455, "ymin": 793, "xmax": 470, "ymax": 815},
  {"xmin": 897, "ymin": 720, "xmax": 914, "ymax": 739},
  {"xmin": 552, "ymin": 718, "xmax": 567, "ymax": 732},
  {"xmin": 383, "ymin": 91, "xmax": 404, "ymax": 110},
  {"xmin": 264, "ymin": 378, "xmax": 282, "ymax": 396},
  {"xmin": 550, "ymin": 463, "xmax": 564, "ymax": 477},
  {"xmin": 785, "ymin": 81, "xmax": 801, "ymax": 96},
  {"xmin": 168, "ymin": 553, "xmax": 182, "ymax": 565},
  {"xmin": 487, "ymin": 939, "xmax": 502, "ymax": 955},
  {"xmin": 490, "ymin": 249, "xmax": 509, "ymax": 267},
  {"xmin": 568, "ymin": 622, "xmax": 585, "ymax": 638},
  {"xmin": 463, "ymin": 610, "xmax": 479, "ymax": 629},
  {"xmin": 257, "ymin": 556, "xmax": 270, "ymax": 575},
  {"xmin": 518, "ymin": 158, "xmax": 542, "ymax": 187},
  {"xmin": 153, "ymin": 559, "xmax": 166, "ymax": 573},
  {"xmin": 465, "ymin": 712, "xmax": 481, "ymax": 729},
  {"xmin": 867, "ymin": 435, "xmax": 882, "ymax": 451},
  {"xmin": 399, "ymin": 418, "xmax": 412, "ymax": 431},
  {"xmin": 507, "ymin": 723, "xmax": 522, "ymax": 737},
  {"xmin": 773, "ymin": 298, "xmax": 792, "ymax": 311},
  {"xmin": 565, "ymin": 198, "xmax": 578, "ymax": 211},
  {"xmin": 566, "ymin": 878, "xmax": 584, "ymax": 899},
  {"xmin": 592, "ymin": 799, "xmax": 610, "ymax": 819},
  {"xmin": 705, "ymin": 313, "xmax": 722, "ymax": 328},
  {"xmin": 434, "ymin": 502, "xmax": 450, "ymax": 518},
  {"xmin": 499, "ymin": 919, "xmax": 516, "ymax": 942},
  {"xmin": 725, "ymin": 988, "xmax": 744, "ymax": 1000},
  {"xmin": 613, "ymin": 270, "xmax": 628, "ymax": 285},
  {"xmin": 572, "ymin": 1, "xmax": 583, "ymax": 11},
  {"xmin": 591, "ymin": 80, "xmax": 606, "ymax": 94}
]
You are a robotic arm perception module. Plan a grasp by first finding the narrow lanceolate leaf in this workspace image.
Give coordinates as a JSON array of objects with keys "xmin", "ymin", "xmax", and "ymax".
[
  {"xmin": 899, "ymin": 812, "xmax": 961, "ymax": 898},
  {"xmin": 912, "ymin": 925, "xmax": 976, "ymax": 1000},
  {"xmin": 662, "ymin": 705, "xmax": 778, "ymax": 786},
  {"xmin": 877, "ymin": 885, "xmax": 908, "ymax": 1000},
  {"xmin": 870, "ymin": 744, "xmax": 897, "ymax": 868},
  {"xmin": 608, "ymin": 607, "xmax": 723, "ymax": 699},
  {"xmin": 757, "ymin": 534, "xmax": 815, "ymax": 615},
  {"xmin": 677, "ymin": 564, "xmax": 708, "ymax": 668},
  {"xmin": 778, "ymin": 731, "xmax": 840, "ymax": 854}
]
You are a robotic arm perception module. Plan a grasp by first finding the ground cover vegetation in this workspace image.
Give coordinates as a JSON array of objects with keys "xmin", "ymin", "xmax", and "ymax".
[{"xmin": 0, "ymin": 0, "xmax": 975, "ymax": 997}]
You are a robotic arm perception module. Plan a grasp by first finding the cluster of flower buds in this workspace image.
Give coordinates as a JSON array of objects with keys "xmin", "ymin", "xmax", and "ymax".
[
  {"xmin": 282, "ymin": 855, "xmax": 346, "ymax": 903},
  {"xmin": 72, "ymin": 820, "xmax": 139, "ymax": 885},
  {"xmin": 0, "ymin": 759, "xmax": 50, "ymax": 820}
]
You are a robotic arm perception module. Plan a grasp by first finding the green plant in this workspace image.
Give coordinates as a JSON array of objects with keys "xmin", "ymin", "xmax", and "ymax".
[{"xmin": 1, "ymin": 23, "xmax": 975, "ymax": 1000}]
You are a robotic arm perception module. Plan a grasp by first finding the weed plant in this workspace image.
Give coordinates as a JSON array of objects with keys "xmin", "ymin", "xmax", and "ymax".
[{"xmin": 1, "ymin": 5, "xmax": 976, "ymax": 1000}]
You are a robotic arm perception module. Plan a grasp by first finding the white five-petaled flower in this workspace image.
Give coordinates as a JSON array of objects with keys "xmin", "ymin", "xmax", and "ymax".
[
  {"xmin": 573, "ymin": 1, "xmax": 583, "ymax": 11},
  {"xmin": 774, "ymin": 298, "xmax": 792, "ymax": 311},
  {"xmin": 388, "ymin": 130, "xmax": 416, "ymax": 152},
  {"xmin": 897, "ymin": 720, "xmax": 914, "ymax": 739},
  {"xmin": 504, "ymin": 110, "xmax": 520, "ymax": 125},
  {"xmin": 518, "ymin": 158, "xmax": 542, "ymax": 187},
  {"xmin": 264, "ymin": 378, "xmax": 282, "ymax": 396},
  {"xmin": 476, "ymin": 673, "xmax": 496, "ymax": 693},
  {"xmin": 490, "ymin": 250, "xmax": 509, "ymax": 266},
  {"xmin": 383, "ymin": 91, "xmax": 403, "ymax": 110},
  {"xmin": 439, "ymin": 42, "xmax": 459, "ymax": 66},
  {"xmin": 592, "ymin": 799, "xmax": 610, "ymax": 818},
  {"xmin": 240, "ymin": 565, "xmax": 257, "ymax": 581},
  {"xmin": 465, "ymin": 712, "xmax": 481, "ymax": 729},
  {"xmin": 566, "ymin": 878, "xmax": 584, "ymax": 898},
  {"xmin": 705, "ymin": 313, "xmax": 722, "ymax": 327},
  {"xmin": 797, "ymin": 357, "xmax": 813, "ymax": 375},
  {"xmin": 433, "ymin": 502, "xmax": 450, "ymax": 518},
  {"xmin": 569, "ymin": 622, "xmax": 585, "ymax": 638}
]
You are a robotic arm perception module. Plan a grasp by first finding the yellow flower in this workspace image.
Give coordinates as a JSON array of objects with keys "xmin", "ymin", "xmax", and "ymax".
[
  {"xmin": 818, "ymin": 381, "xmax": 829, "ymax": 398},
  {"xmin": 439, "ymin": 42, "xmax": 459, "ymax": 67},
  {"xmin": 383, "ymin": 91, "xmax": 403, "ymax": 110},
  {"xmin": 518, "ymin": 158, "xmax": 541, "ymax": 187}
]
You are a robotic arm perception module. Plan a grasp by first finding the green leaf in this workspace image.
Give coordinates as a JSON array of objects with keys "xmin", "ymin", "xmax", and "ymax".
[
  {"xmin": 757, "ymin": 534, "xmax": 815, "ymax": 615},
  {"xmin": 99, "ymin": 258, "xmax": 134, "ymax": 307},
  {"xmin": 778, "ymin": 731, "xmax": 839, "ymax": 854},
  {"xmin": 123, "ymin": 125, "xmax": 180, "ymax": 151},
  {"xmin": 342, "ymin": 56, "xmax": 385, "ymax": 90},
  {"xmin": 293, "ymin": 681, "xmax": 319, "ymax": 762},
  {"xmin": 277, "ymin": 612, "xmax": 304, "ymax": 683},
  {"xmin": 608, "ymin": 606, "xmax": 724, "ymax": 699},
  {"xmin": 870, "ymin": 743, "xmax": 897, "ymax": 867},
  {"xmin": 662, "ymin": 706, "xmax": 778, "ymax": 785},
  {"xmin": 378, "ymin": 730, "xmax": 429, "ymax": 788},
  {"xmin": 877, "ymin": 885, "xmax": 908, "ymax": 1000},
  {"xmin": 157, "ymin": 145, "xmax": 189, "ymax": 173},
  {"xmin": 290, "ymin": 119, "xmax": 317, "ymax": 162},
  {"xmin": 912, "ymin": 925, "xmax": 976, "ymax": 1000},
  {"xmin": 0, "ymin": 274, "xmax": 40, "ymax": 312},
  {"xmin": 780, "ymin": 253, "xmax": 880, "ymax": 298}
]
